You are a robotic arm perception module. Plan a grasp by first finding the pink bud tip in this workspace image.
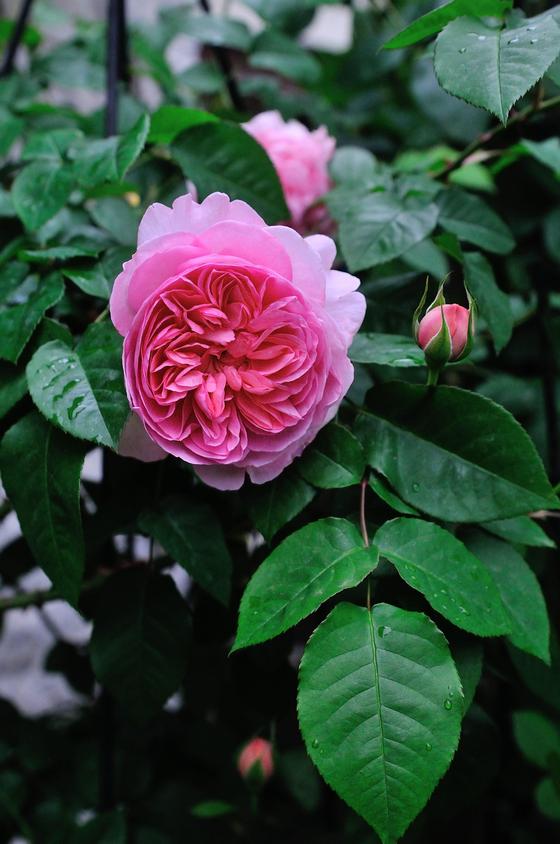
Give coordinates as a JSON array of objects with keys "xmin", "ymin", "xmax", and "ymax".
[
  {"xmin": 238, "ymin": 738, "xmax": 274, "ymax": 782},
  {"xmin": 417, "ymin": 304, "xmax": 470, "ymax": 361}
]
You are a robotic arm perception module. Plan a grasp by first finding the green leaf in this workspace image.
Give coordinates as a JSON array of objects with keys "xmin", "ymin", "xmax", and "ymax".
[
  {"xmin": 233, "ymin": 518, "xmax": 378, "ymax": 651},
  {"xmin": 64, "ymin": 247, "xmax": 129, "ymax": 300},
  {"xmin": 520, "ymin": 137, "xmax": 560, "ymax": 176},
  {"xmin": 335, "ymin": 193, "xmax": 439, "ymax": 272},
  {"xmin": 384, "ymin": 0, "xmax": 512, "ymax": 50},
  {"xmin": 26, "ymin": 321, "xmax": 129, "ymax": 448},
  {"xmin": 171, "ymin": 122, "xmax": 289, "ymax": 224},
  {"xmin": 464, "ymin": 531, "xmax": 550, "ymax": 664},
  {"xmin": 463, "ymin": 251, "xmax": 513, "ymax": 353},
  {"xmin": 71, "ymin": 113, "xmax": 150, "ymax": 188},
  {"xmin": 349, "ymin": 333, "xmax": 426, "ymax": 367},
  {"xmin": 437, "ymin": 188, "xmax": 514, "ymax": 254},
  {"xmin": 139, "ymin": 496, "xmax": 232, "ymax": 606},
  {"xmin": 298, "ymin": 424, "xmax": 365, "ymax": 489},
  {"xmin": 0, "ymin": 271, "xmax": 64, "ymax": 364},
  {"xmin": 247, "ymin": 468, "xmax": 316, "ymax": 542},
  {"xmin": 18, "ymin": 244, "xmax": 100, "ymax": 264},
  {"xmin": 0, "ymin": 412, "xmax": 85, "ymax": 605},
  {"xmin": 355, "ymin": 382, "xmax": 559, "ymax": 522},
  {"xmin": 401, "ymin": 238, "xmax": 450, "ymax": 278},
  {"xmin": 88, "ymin": 197, "xmax": 138, "ymax": 246},
  {"xmin": 147, "ymin": 105, "xmax": 217, "ymax": 144},
  {"xmin": 298, "ymin": 602, "xmax": 463, "ymax": 843},
  {"xmin": 180, "ymin": 12, "xmax": 251, "ymax": 50},
  {"xmin": 329, "ymin": 146, "xmax": 384, "ymax": 186},
  {"xmin": 375, "ymin": 518, "xmax": 510, "ymax": 636},
  {"xmin": 0, "ymin": 106, "xmax": 23, "ymax": 155},
  {"xmin": 12, "ymin": 160, "xmax": 74, "ymax": 229},
  {"xmin": 22, "ymin": 128, "xmax": 83, "ymax": 161},
  {"xmin": 250, "ymin": 30, "xmax": 322, "ymax": 84},
  {"xmin": 509, "ymin": 632, "xmax": 560, "ymax": 711},
  {"xmin": 434, "ymin": 15, "xmax": 560, "ymax": 123},
  {"xmin": 536, "ymin": 778, "xmax": 560, "ymax": 820},
  {"xmin": 513, "ymin": 710, "xmax": 560, "ymax": 769},
  {"xmin": 90, "ymin": 568, "xmax": 191, "ymax": 721},
  {"xmin": 368, "ymin": 473, "xmax": 421, "ymax": 516},
  {"xmin": 453, "ymin": 638, "xmax": 483, "ymax": 711},
  {"xmin": 482, "ymin": 515, "xmax": 554, "ymax": 548}
]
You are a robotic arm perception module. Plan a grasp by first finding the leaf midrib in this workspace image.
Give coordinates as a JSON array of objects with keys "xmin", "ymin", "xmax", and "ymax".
[{"xmin": 367, "ymin": 608, "xmax": 391, "ymax": 838}]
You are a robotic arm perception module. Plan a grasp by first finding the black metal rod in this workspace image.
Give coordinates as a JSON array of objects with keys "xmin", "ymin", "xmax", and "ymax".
[
  {"xmin": 537, "ymin": 283, "xmax": 560, "ymax": 483},
  {"xmin": 105, "ymin": 0, "xmax": 129, "ymax": 136},
  {"xmin": 198, "ymin": 0, "xmax": 244, "ymax": 113},
  {"xmin": 0, "ymin": 0, "xmax": 35, "ymax": 78}
]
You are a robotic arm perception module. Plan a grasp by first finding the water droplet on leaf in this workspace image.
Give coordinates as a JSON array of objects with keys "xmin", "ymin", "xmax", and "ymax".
[
  {"xmin": 378, "ymin": 625, "xmax": 392, "ymax": 638},
  {"xmin": 425, "ymin": 742, "xmax": 432, "ymax": 752},
  {"xmin": 311, "ymin": 739, "xmax": 319, "ymax": 749},
  {"xmin": 458, "ymin": 47, "xmax": 467, "ymax": 53},
  {"xmin": 444, "ymin": 699, "xmax": 453, "ymax": 711}
]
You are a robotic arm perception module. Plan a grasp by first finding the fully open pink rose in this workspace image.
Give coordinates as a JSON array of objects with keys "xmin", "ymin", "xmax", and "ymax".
[
  {"xmin": 417, "ymin": 304, "xmax": 470, "ymax": 361},
  {"xmin": 110, "ymin": 192, "xmax": 365, "ymax": 490},
  {"xmin": 243, "ymin": 111, "xmax": 335, "ymax": 225}
]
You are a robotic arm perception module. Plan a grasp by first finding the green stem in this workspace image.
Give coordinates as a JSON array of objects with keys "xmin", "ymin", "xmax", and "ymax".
[{"xmin": 426, "ymin": 368, "xmax": 440, "ymax": 387}]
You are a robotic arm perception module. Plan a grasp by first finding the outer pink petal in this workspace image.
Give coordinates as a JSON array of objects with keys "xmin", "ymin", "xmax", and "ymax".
[
  {"xmin": 305, "ymin": 234, "xmax": 336, "ymax": 270},
  {"xmin": 268, "ymin": 226, "xmax": 326, "ymax": 303},
  {"xmin": 325, "ymin": 269, "xmax": 366, "ymax": 350},
  {"xmin": 137, "ymin": 192, "xmax": 265, "ymax": 246},
  {"xmin": 118, "ymin": 413, "xmax": 167, "ymax": 462},
  {"xmin": 198, "ymin": 221, "xmax": 293, "ymax": 280},
  {"xmin": 194, "ymin": 464, "xmax": 246, "ymax": 490}
]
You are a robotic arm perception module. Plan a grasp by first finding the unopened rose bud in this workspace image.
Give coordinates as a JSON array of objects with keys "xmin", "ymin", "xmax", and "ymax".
[
  {"xmin": 413, "ymin": 279, "xmax": 475, "ymax": 383},
  {"xmin": 238, "ymin": 738, "xmax": 274, "ymax": 783},
  {"xmin": 417, "ymin": 304, "xmax": 470, "ymax": 361}
]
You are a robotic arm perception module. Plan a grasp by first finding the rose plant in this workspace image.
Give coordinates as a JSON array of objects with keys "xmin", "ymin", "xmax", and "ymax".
[{"xmin": 0, "ymin": 1, "xmax": 559, "ymax": 843}]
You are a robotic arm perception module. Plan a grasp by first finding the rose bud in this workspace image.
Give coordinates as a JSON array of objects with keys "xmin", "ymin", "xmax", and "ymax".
[
  {"xmin": 243, "ymin": 111, "xmax": 335, "ymax": 227},
  {"xmin": 413, "ymin": 279, "xmax": 475, "ymax": 383},
  {"xmin": 238, "ymin": 738, "xmax": 274, "ymax": 784}
]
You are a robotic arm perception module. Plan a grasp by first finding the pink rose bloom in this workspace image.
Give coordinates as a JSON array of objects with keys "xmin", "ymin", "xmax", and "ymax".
[
  {"xmin": 110, "ymin": 192, "xmax": 365, "ymax": 491},
  {"xmin": 238, "ymin": 737, "xmax": 274, "ymax": 781},
  {"xmin": 243, "ymin": 111, "xmax": 335, "ymax": 225},
  {"xmin": 417, "ymin": 304, "xmax": 470, "ymax": 361}
]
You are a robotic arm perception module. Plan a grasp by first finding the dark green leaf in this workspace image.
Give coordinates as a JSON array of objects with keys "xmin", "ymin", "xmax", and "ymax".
[
  {"xmin": 463, "ymin": 251, "xmax": 513, "ymax": 353},
  {"xmin": 437, "ymin": 188, "xmax": 514, "ymax": 254},
  {"xmin": 0, "ymin": 271, "xmax": 64, "ymax": 364},
  {"xmin": 18, "ymin": 244, "xmax": 100, "ymax": 264},
  {"xmin": 0, "ymin": 412, "xmax": 85, "ymax": 605},
  {"xmin": 349, "ymin": 333, "xmax": 425, "ymax": 367},
  {"xmin": 12, "ymin": 161, "xmax": 74, "ymax": 229},
  {"xmin": 247, "ymin": 468, "xmax": 316, "ymax": 541},
  {"xmin": 250, "ymin": 30, "xmax": 322, "ymax": 84},
  {"xmin": 71, "ymin": 113, "xmax": 150, "ymax": 188},
  {"xmin": 64, "ymin": 247, "xmax": 129, "ymax": 300},
  {"xmin": 482, "ymin": 515, "xmax": 554, "ymax": 548},
  {"xmin": 139, "ymin": 496, "xmax": 232, "ymax": 606},
  {"xmin": 464, "ymin": 531, "xmax": 550, "ymax": 663},
  {"xmin": 355, "ymin": 381, "xmax": 558, "ymax": 522},
  {"xmin": 147, "ymin": 105, "xmax": 217, "ymax": 144},
  {"xmin": 299, "ymin": 424, "xmax": 365, "ymax": 489},
  {"xmin": 233, "ymin": 518, "xmax": 378, "ymax": 651},
  {"xmin": 72, "ymin": 809, "xmax": 126, "ymax": 844},
  {"xmin": 90, "ymin": 568, "xmax": 191, "ymax": 721},
  {"xmin": 298, "ymin": 602, "xmax": 463, "ymax": 843},
  {"xmin": 171, "ymin": 122, "xmax": 289, "ymax": 223},
  {"xmin": 27, "ymin": 321, "xmax": 129, "ymax": 448},
  {"xmin": 368, "ymin": 473, "xmax": 421, "ymax": 516},
  {"xmin": 434, "ymin": 15, "xmax": 560, "ymax": 123},
  {"xmin": 384, "ymin": 0, "xmax": 512, "ymax": 50},
  {"xmin": 375, "ymin": 518, "xmax": 510, "ymax": 636},
  {"xmin": 513, "ymin": 710, "xmax": 560, "ymax": 769}
]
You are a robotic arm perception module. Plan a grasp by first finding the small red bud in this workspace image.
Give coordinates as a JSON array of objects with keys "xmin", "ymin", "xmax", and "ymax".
[
  {"xmin": 417, "ymin": 304, "xmax": 470, "ymax": 361},
  {"xmin": 238, "ymin": 738, "xmax": 274, "ymax": 782}
]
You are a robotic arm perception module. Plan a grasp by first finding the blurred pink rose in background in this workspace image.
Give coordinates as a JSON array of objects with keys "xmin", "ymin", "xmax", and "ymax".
[
  {"xmin": 417, "ymin": 304, "xmax": 470, "ymax": 361},
  {"xmin": 238, "ymin": 737, "xmax": 274, "ymax": 782},
  {"xmin": 243, "ymin": 111, "xmax": 335, "ymax": 225},
  {"xmin": 110, "ymin": 192, "xmax": 365, "ymax": 490}
]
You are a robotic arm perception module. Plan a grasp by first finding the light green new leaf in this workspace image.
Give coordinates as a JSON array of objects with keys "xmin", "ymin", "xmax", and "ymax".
[
  {"xmin": 90, "ymin": 568, "xmax": 191, "ymax": 722},
  {"xmin": 12, "ymin": 160, "xmax": 74, "ymax": 229},
  {"xmin": 0, "ymin": 412, "xmax": 86, "ymax": 605},
  {"xmin": 171, "ymin": 121, "xmax": 289, "ymax": 224},
  {"xmin": 437, "ymin": 188, "xmax": 514, "ymax": 254},
  {"xmin": 355, "ymin": 382, "xmax": 559, "ymax": 522},
  {"xmin": 384, "ymin": 0, "xmax": 511, "ymax": 50},
  {"xmin": 463, "ymin": 251, "xmax": 513, "ymax": 353},
  {"xmin": 434, "ymin": 15, "xmax": 560, "ymax": 123},
  {"xmin": 139, "ymin": 496, "xmax": 232, "ymax": 606},
  {"xmin": 298, "ymin": 602, "xmax": 463, "ymax": 843},
  {"xmin": 336, "ymin": 193, "xmax": 439, "ymax": 272},
  {"xmin": 27, "ymin": 321, "xmax": 129, "ymax": 448},
  {"xmin": 233, "ymin": 518, "xmax": 378, "ymax": 651},
  {"xmin": 465, "ymin": 531, "xmax": 550, "ymax": 664},
  {"xmin": 299, "ymin": 424, "xmax": 365, "ymax": 489},
  {"xmin": 375, "ymin": 518, "xmax": 510, "ymax": 636},
  {"xmin": 349, "ymin": 333, "xmax": 426, "ymax": 367}
]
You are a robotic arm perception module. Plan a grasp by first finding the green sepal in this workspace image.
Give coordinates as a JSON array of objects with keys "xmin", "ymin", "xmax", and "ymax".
[
  {"xmin": 412, "ymin": 277, "xmax": 430, "ymax": 341},
  {"xmin": 453, "ymin": 283, "xmax": 477, "ymax": 363}
]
